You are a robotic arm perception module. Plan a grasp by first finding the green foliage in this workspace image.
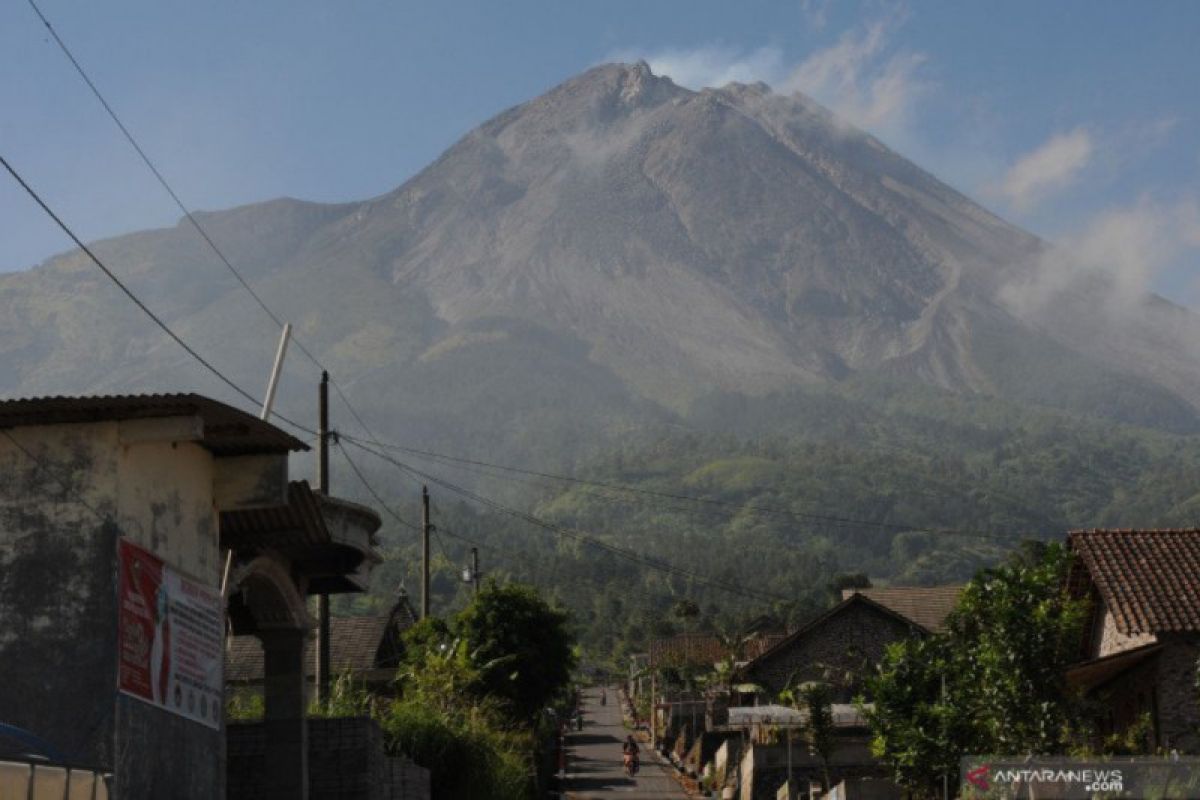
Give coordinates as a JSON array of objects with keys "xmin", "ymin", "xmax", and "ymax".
[
  {"xmin": 355, "ymin": 377, "xmax": 1200, "ymax": 672},
  {"xmin": 308, "ymin": 671, "xmax": 375, "ymax": 718},
  {"xmin": 945, "ymin": 542, "xmax": 1088, "ymax": 754},
  {"xmin": 374, "ymin": 581, "xmax": 575, "ymax": 800},
  {"xmin": 380, "ymin": 698, "xmax": 533, "ymax": 800},
  {"xmin": 782, "ymin": 681, "xmax": 837, "ymax": 792},
  {"xmin": 225, "ymin": 689, "xmax": 264, "ymax": 721},
  {"xmin": 865, "ymin": 636, "xmax": 968, "ymax": 798},
  {"xmin": 867, "ymin": 543, "xmax": 1090, "ymax": 796},
  {"xmin": 455, "ymin": 582, "xmax": 577, "ymax": 722}
]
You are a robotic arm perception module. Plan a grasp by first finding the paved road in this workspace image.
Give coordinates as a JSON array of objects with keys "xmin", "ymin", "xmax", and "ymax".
[{"xmin": 562, "ymin": 686, "xmax": 689, "ymax": 799}]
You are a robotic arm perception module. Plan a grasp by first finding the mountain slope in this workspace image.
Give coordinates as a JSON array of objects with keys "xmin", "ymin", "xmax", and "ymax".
[{"xmin": 2, "ymin": 62, "xmax": 1199, "ymax": 454}]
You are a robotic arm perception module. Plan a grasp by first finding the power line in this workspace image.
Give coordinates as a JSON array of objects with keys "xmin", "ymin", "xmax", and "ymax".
[
  {"xmin": 24, "ymin": 0, "xmax": 327, "ymax": 369},
  {"xmin": 0, "ymin": 429, "xmax": 110, "ymax": 525},
  {"xmin": 341, "ymin": 437, "xmax": 789, "ymax": 603},
  {"xmin": 26, "ymin": 0, "xmax": 386, "ymax": 446},
  {"xmin": 337, "ymin": 431, "xmax": 1012, "ymax": 541},
  {"xmin": 0, "ymin": 154, "xmax": 315, "ymax": 436}
]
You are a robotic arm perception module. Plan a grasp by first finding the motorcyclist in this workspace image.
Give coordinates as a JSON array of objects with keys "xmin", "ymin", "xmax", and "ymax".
[{"xmin": 622, "ymin": 735, "xmax": 640, "ymax": 775}]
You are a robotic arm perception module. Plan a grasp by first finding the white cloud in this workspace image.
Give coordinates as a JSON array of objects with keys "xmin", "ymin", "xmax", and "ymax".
[
  {"xmin": 800, "ymin": 0, "xmax": 833, "ymax": 31},
  {"xmin": 1001, "ymin": 197, "xmax": 1200, "ymax": 313},
  {"xmin": 991, "ymin": 128, "xmax": 1093, "ymax": 212},
  {"xmin": 615, "ymin": 44, "xmax": 787, "ymax": 94},
  {"xmin": 779, "ymin": 11, "xmax": 929, "ymax": 133},
  {"xmin": 609, "ymin": 9, "xmax": 929, "ymax": 137}
]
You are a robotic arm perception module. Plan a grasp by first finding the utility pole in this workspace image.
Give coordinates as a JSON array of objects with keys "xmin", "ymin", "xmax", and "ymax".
[
  {"xmin": 421, "ymin": 485, "xmax": 431, "ymax": 619},
  {"xmin": 470, "ymin": 547, "xmax": 481, "ymax": 595},
  {"xmin": 316, "ymin": 371, "xmax": 331, "ymax": 704}
]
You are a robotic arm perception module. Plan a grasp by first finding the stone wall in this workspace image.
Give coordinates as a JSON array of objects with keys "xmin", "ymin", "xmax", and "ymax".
[
  {"xmin": 228, "ymin": 717, "xmax": 430, "ymax": 800},
  {"xmin": 745, "ymin": 599, "xmax": 920, "ymax": 698},
  {"xmin": 1153, "ymin": 635, "xmax": 1200, "ymax": 753}
]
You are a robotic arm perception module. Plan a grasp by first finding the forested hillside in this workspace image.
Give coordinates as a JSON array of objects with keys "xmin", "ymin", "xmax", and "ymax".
[{"xmin": 340, "ymin": 376, "xmax": 1200, "ymax": 664}]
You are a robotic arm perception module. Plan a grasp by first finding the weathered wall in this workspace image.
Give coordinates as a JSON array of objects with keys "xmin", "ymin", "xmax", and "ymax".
[
  {"xmin": 0, "ymin": 418, "xmax": 226, "ymax": 797},
  {"xmin": 745, "ymin": 601, "xmax": 918, "ymax": 698},
  {"xmin": 1094, "ymin": 603, "xmax": 1157, "ymax": 658},
  {"xmin": 1153, "ymin": 634, "xmax": 1200, "ymax": 753},
  {"xmin": 739, "ymin": 737, "xmax": 884, "ymax": 800},
  {"xmin": 0, "ymin": 422, "xmax": 121, "ymax": 768}
]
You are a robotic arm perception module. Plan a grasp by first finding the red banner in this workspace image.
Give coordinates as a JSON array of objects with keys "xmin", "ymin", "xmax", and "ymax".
[{"xmin": 117, "ymin": 538, "xmax": 223, "ymax": 729}]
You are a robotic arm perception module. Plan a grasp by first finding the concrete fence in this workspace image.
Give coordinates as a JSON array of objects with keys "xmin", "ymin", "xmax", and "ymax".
[{"xmin": 0, "ymin": 760, "xmax": 112, "ymax": 799}]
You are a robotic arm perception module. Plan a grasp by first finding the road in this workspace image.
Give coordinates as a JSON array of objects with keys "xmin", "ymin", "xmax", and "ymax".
[{"xmin": 561, "ymin": 686, "xmax": 690, "ymax": 799}]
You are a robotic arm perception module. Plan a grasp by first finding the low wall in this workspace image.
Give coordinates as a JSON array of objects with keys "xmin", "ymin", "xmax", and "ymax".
[{"xmin": 228, "ymin": 717, "xmax": 430, "ymax": 800}]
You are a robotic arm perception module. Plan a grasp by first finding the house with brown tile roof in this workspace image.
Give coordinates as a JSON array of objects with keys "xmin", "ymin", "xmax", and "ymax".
[
  {"xmin": 840, "ymin": 585, "xmax": 964, "ymax": 633},
  {"xmin": 1066, "ymin": 529, "xmax": 1200, "ymax": 752},
  {"xmin": 226, "ymin": 590, "xmax": 417, "ymax": 698},
  {"xmin": 739, "ymin": 593, "xmax": 933, "ymax": 700}
]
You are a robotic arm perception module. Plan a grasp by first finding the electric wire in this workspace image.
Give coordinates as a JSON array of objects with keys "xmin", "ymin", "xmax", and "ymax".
[
  {"xmin": 0, "ymin": 429, "xmax": 109, "ymax": 525},
  {"xmin": 341, "ymin": 436, "xmax": 790, "ymax": 603},
  {"xmin": 20, "ymin": 2, "xmax": 1017, "ymax": 549},
  {"xmin": 24, "ymin": 0, "xmax": 329, "ymax": 370},
  {"xmin": 337, "ymin": 431, "xmax": 1012, "ymax": 541},
  {"xmin": 0, "ymin": 154, "xmax": 317, "ymax": 435},
  {"xmin": 26, "ymin": 0, "xmax": 384, "ymax": 450}
]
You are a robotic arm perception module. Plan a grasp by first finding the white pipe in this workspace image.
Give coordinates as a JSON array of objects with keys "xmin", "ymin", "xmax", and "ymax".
[{"xmin": 260, "ymin": 322, "xmax": 292, "ymax": 420}]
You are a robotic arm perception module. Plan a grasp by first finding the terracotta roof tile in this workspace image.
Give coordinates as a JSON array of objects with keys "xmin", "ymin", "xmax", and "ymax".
[
  {"xmin": 841, "ymin": 585, "xmax": 964, "ymax": 633},
  {"xmin": 226, "ymin": 612, "xmax": 411, "ymax": 683},
  {"xmin": 1068, "ymin": 529, "xmax": 1200, "ymax": 635}
]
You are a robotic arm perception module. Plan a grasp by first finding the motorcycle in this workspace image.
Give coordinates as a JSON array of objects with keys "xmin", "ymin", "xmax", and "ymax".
[{"xmin": 622, "ymin": 751, "xmax": 640, "ymax": 777}]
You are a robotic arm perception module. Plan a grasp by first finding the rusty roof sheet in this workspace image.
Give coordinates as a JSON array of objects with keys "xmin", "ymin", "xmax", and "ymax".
[
  {"xmin": 841, "ymin": 585, "xmax": 964, "ymax": 633},
  {"xmin": 0, "ymin": 393, "xmax": 306, "ymax": 455},
  {"xmin": 648, "ymin": 634, "xmax": 728, "ymax": 669},
  {"xmin": 1068, "ymin": 529, "xmax": 1200, "ymax": 636}
]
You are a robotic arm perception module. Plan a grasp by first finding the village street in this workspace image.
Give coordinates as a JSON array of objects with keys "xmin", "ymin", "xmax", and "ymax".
[{"xmin": 562, "ymin": 687, "xmax": 690, "ymax": 799}]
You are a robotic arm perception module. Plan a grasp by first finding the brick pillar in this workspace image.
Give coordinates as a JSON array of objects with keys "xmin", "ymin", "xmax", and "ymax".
[{"xmin": 260, "ymin": 628, "xmax": 308, "ymax": 800}]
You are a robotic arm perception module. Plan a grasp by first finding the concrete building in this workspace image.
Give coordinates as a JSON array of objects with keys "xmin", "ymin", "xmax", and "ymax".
[{"xmin": 0, "ymin": 394, "xmax": 381, "ymax": 798}]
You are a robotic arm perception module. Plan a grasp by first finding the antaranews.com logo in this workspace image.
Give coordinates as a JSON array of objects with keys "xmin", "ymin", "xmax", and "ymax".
[{"xmin": 961, "ymin": 756, "xmax": 1200, "ymax": 799}]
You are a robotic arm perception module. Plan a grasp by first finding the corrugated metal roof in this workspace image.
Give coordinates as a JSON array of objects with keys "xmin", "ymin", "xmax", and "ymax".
[{"xmin": 0, "ymin": 393, "xmax": 306, "ymax": 455}]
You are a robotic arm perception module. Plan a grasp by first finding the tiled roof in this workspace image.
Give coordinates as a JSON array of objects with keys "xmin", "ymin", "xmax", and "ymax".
[
  {"xmin": 0, "ymin": 393, "xmax": 306, "ymax": 455},
  {"xmin": 226, "ymin": 612, "xmax": 410, "ymax": 683},
  {"xmin": 743, "ymin": 593, "xmax": 926, "ymax": 675},
  {"xmin": 841, "ymin": 585, "xmax": 964, "ymax": 633},
  {"xmin": 649, "ymin": 634, "xmax": 729, "ymax": 669},
  {"xmin": 1068, "ymin": 529, "xmax": 1200, "ymax": 635}
]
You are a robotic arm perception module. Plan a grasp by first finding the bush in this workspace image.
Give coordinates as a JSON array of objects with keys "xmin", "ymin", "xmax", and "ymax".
[{"xmin": 381, "ymin": 699, "xmax": 533, "ymax": 800}]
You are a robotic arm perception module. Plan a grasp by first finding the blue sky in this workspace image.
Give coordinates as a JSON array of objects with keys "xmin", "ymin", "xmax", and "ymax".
[{"xmin": 2, "ymin": 1, "xmax": 1197, "ymax": 304}]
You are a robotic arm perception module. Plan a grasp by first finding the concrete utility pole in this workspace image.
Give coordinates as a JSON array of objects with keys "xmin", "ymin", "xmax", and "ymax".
[
  {"xmin": 316, "ymin": 371, "xmax": 331, "ymax": 703},
  {"xmin": 421, "ymin": 485, "xmax": 431, "ymax": 619},
  {"xmin": 470, "ymin": 547, "xmax": 481, "ymax": 595}
]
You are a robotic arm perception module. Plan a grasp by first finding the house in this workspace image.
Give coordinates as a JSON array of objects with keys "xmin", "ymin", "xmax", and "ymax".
[
  {"xmin": 0, "ymin": 394, "xmax": 381, "ymax": 799},
  {"xmin": 740, "ymin": 588, "xmax": 961, "ymax": 700},
  {"xmin": 226, "ymin": 589, "xmax": 417, "ymax": 698},
  {"xmin": 839, "ymin": 585, "xmax": 962, "ymax": 633},
  {"xmin": 1066, "ymin": 529, "xmax": 1200, "ymax": 752}
]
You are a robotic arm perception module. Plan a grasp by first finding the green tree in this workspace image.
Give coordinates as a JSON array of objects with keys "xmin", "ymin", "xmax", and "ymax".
[
  {"xmin": 455, "ymin": 581, "xmax": 577, "ymax": 722},
  {"xmin": 866, "ymin": 542, "xmax": 1088, "ymax": 797},
  {"xmin": 947, "ymin": 541, "xmax": 1087, "ymax": 754},
  {"xmin": 866, "ymin": 636, "xmax": 970, "ymax": 798},
  {"xmin": 782, "ymin": 681, "xmax": 837, "ymax": 793}
]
